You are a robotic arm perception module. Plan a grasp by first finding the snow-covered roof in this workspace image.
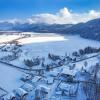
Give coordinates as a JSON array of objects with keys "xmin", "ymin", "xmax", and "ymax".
[
  {"xmin": 31, "ymin": 76, "xmax": 41, "ymax": 83},
  {"xmin": 21, "ymin": 83, "xmax": 33, "ymax": 92},
  {"xmin": 59, "ymin": 83, "xmax": 71, "ymax": 91},
  {"xmin": 61, "ymin": 68, "xmax": 76, "ymax": 76},
  {"xmin": 3, "ymin": 92, "xmax": 15, "ymax": 100},
  {"xmin": 55, "ymin": 91, "xmax": 62, "ymax": 95},
  {"xmin": 59, "ymin": 82, "xmax": 77, "ymax": 92},
  {"xmin": 49, "ymin": 70, "xmax": 59, "ymax": 77},
  {"xmin": 14, "ymin": 88, "xmax": 28, "ymax": 97},
  {"xmin": 38, "ymin": 85, "xmax": 51, "ymax": 93},
  {"xmin": 47, "ymin": 77, "xmax": 54, "ymax": 84}
]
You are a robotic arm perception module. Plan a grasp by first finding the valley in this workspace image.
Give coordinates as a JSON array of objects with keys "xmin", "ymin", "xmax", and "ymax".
[{"xmin": 0, "ymin": 32, "xmax": 100, "ymax": 100}]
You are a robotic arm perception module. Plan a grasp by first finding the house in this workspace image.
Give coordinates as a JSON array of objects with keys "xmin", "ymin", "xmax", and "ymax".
[
  {"xmin": 61, "ymin": 67, "xmax": 76, "ymax": 76},
  {"xmin": 46, "ymin": 77, "xmax": 54, "ymax": 84},
  {"xmin": 31, "ymin": 76, "xmax": 42, "ymax": 83},
  {"xmin": 60, "ymin": 68, "xmax": 76, "ymax": 82},
  {"xmin": 49, "ymin": 70, "xmax": 59, "ymax": 77},
  {"xmin": 21, "ymin": 74, "xmax": 32, "ymax": 82},
  {"xmin": 13, "ymin": 88, "xmax": 28, "ymax": 100},
  {"xmin": 35, "ymin": 85, "xmax": 51, "ymax": 100},
  {"xmin": 38, "ymin": 85, "xmax": 51, "ymax": 93},
  {"xmin": 57, "ymin": 82, "xmax": 78, "ymax": 96},
  {"xmin": 21, "ymin": 83, "xmax": 34, "ymax": 92}
]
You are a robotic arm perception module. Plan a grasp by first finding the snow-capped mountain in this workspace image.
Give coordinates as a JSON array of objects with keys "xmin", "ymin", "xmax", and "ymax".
[{"xmin": 0, "ymin": 18, "xmax": 100, "ymax": 41}]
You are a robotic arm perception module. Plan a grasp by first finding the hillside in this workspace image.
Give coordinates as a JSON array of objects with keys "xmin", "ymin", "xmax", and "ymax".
[{"xmin": 0, "ymin": 18, "xmax": 100, "ymax": 41}]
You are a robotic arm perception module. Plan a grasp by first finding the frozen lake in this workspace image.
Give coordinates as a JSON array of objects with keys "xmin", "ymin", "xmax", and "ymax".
[{"xmin": 20, "ymin": 34, "xmax": 100, "ymax": 57}]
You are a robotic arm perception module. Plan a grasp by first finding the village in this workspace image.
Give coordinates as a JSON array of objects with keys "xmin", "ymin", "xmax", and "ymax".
[{"xmin": 0, "ymin": 33, "xmax": 100, "ymax": 100}]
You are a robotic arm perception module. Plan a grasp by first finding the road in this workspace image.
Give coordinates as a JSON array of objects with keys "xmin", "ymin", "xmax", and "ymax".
[{"xmin": 0, "ymin": 52, "xmax": 100, "ymax": 72}]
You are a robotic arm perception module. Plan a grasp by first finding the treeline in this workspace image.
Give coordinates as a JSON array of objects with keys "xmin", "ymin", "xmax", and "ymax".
[
  {"xmin": 24, "ymin": 57, "xmax": 41, "ymax": 69},
  {"xmin": 72, "ymin": 46, "xmax": 100, "ymax": 57}
]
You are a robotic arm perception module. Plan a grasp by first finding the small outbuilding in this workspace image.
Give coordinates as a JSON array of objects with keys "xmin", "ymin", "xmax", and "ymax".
[
  {"xmin": 31, "ymin": 76, "xmax": 42, "ymax": 83},
  {"xmin": 46, "ymin": 77, "xmax": 54, "ymax": 84},
  {"xmin": 60, "ymin": 68, "xmax": 76, "ymax": 82},
  {"xmin": 21, "ymin": 83, "xmax": 34, "ymax": 92}
]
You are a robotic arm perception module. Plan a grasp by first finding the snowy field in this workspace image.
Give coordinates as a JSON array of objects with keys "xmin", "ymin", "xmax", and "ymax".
[
  {"xmin": 0, "ymin": 63, "xmax": 23, "ymax": 92},
  {"xmin": 18, "ymin": 33, "xmax": 66, "ymax": 44},
  {"xmin": 0, "ymin": 35, "xmax": 21, "ymax": 43}
]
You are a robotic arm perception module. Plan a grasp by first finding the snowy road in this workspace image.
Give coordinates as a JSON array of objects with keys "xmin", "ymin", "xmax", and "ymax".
[{"xmin": 0, "ymin": 62, "xmax": 23, "ymax": 92}]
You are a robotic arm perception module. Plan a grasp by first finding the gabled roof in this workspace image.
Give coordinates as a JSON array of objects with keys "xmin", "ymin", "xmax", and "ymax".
[
  {"xmin": 14, "ymin": 88, "xmax": 28, "ymax": 96},
  {"xmin": 38, "ymin": 85, "xmax": 51, "ymax": 93},
  {"xmin": 31, "ymin": 76, "xmax": 41, "ymax": 83},
  {"xmin": 21, "ymin": 83, "xmax": 33, "ymax": 92}
]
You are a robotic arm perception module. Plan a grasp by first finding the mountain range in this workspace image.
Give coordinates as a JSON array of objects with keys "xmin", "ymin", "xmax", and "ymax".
[{"xmin": 0, "ymin": 18, "xmax": 100, "ymax": 41}]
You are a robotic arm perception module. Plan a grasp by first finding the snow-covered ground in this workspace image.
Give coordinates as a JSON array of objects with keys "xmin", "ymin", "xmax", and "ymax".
[
  {"xmin": 0, "ymin": 35, "xmax": 21, "ymax": 43},
  {"xmin": 18, "ymin": 33, "xmax": 66, "ymax": 44},
  {"xmin": 0, "ymin": 63, "xmax": 23, "ymax": 92}
]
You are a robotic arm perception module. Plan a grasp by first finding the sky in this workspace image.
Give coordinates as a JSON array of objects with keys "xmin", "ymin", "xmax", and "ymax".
[{"xmin": 0, "ymin": 0, "xmax": 100, "ymax": 24}]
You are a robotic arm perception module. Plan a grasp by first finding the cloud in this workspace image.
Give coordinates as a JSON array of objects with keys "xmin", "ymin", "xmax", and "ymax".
[
  {"xmin": 0, "ymin": 18, "xmax": 22, "ymax": 24},
  {"xmin": 27, "ymin": 7, "xmax": 100, "ymax": 24},
  {"xmin": 0, "ymin": 7, "xmax": 100, "ymax": 24}
]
